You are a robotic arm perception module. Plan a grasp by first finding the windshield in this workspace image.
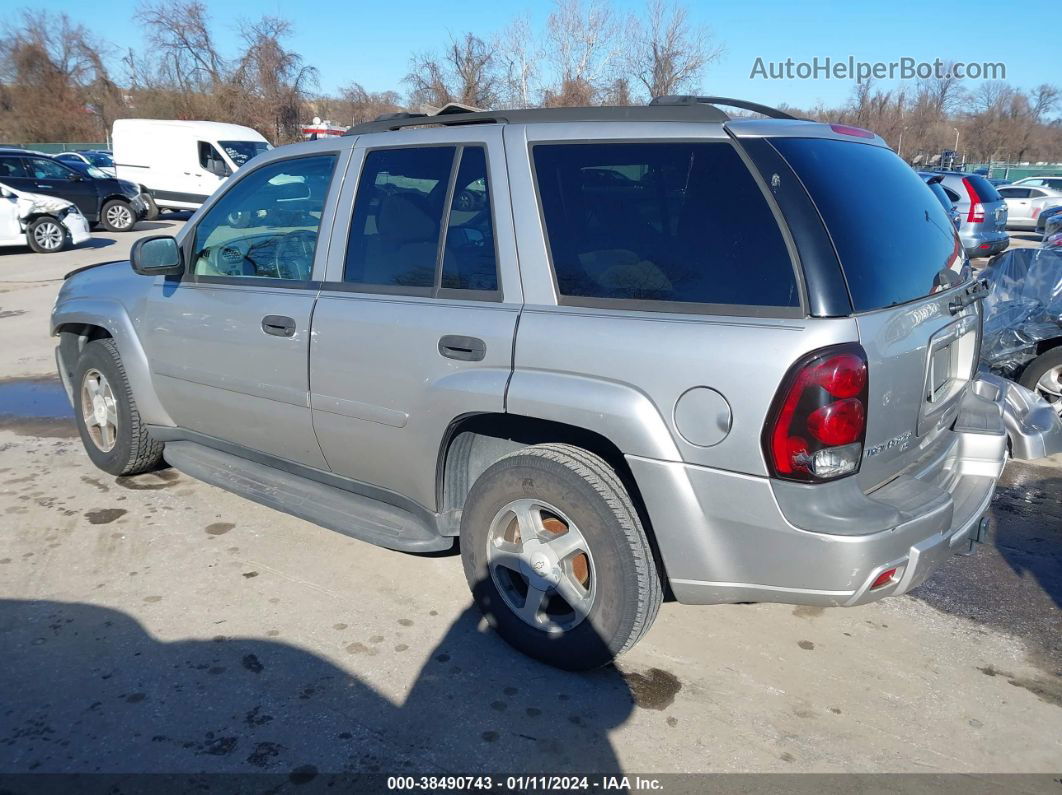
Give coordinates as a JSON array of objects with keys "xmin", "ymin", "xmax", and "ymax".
[
  {"xmin": 87, "ymin": 152, "xmax": 113, "ymax": 168},
  {"xmin": 218, "ymin": 140, "xmax": 271, "ymax": 168},
  {"xmin": 82, "ymin": 165, "xmax": 108, "ymax": 179}
]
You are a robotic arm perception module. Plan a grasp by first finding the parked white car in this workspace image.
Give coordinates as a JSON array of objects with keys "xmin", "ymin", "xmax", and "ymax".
[
  {"xmin": 1009, "ymin": 176, "xmax": 1062, "ymax": 192},
  {"xmin": 113, "ymin": 119, "xmax": 271, "ymax": 215},
  {"xmin": 0, "ymin": 182, "xmax": 90, "ymax": 253},
  {"xmin": 997, "ymin": 184, "xmax": 1062, "ymax": 230}
]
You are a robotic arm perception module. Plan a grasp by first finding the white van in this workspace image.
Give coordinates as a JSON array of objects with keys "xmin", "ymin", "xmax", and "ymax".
[{"xmin": 112, "ymin": 120, "xmax": 271, "ymax": 214}]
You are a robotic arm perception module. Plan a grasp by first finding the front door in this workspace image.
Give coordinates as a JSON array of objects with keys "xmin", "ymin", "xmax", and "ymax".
[
  {"xmin": 21, "ymin": 157, "xmax": 99, "ymax": 219},
  {"xmin": 141, "ymin": 149, "xmax": 346, "ymax": 468},
  {"xmin": 309, "ymin": 128, "xmax": 521, "ymax": 510}
]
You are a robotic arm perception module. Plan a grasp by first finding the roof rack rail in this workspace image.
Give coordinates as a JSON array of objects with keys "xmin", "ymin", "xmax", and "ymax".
[
  {"xmin": 343, "ymin": 95, "xmax": 796, "ymax": 135},
  {"xmin": 650, "ymin": 95, "xmax": 797, "ymax": 120}
]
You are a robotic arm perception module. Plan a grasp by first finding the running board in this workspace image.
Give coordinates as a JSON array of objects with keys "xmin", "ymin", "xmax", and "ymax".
[{"xmin": 163, "ymin": 441, "xmax": 452, "ymax": 553}]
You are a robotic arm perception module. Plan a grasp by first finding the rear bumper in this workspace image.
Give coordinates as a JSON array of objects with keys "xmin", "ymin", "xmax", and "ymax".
[
  {"xmin": 961, "ymin": 231, "xmax": 1009, "ymax": 257},
  {"xmin": 631, "ymin": 375, "xmax": 1062, "ymax": 607}
]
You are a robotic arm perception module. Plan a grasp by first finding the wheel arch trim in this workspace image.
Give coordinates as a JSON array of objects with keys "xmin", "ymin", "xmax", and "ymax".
[{"xmin": 52, "ymin": 299, "xmax": 175, "ymax": 427}]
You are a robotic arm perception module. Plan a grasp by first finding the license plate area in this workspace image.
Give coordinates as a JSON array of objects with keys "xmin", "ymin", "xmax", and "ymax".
[{"xmin": 918, "ymin": 313, "xmax": 979, "ymax": 436}]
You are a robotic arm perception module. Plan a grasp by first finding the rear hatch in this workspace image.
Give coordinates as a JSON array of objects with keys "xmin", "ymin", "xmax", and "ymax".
[
  {"xmin": 770, "ymin": 136, "xmax": 977, "ymax": 489},
  {"xmin": 961, "ymin": 174, "xmax": 1007, "ymax": 234}
]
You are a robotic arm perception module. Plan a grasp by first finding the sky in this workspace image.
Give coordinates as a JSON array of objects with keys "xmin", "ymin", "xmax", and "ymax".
[{"xmin": 31, "ymin": 0, "xmax": 1056, "ymax": 115}]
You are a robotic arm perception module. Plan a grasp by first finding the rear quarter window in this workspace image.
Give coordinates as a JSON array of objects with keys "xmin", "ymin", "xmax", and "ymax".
[
  {"xmin": 772, "ymin": 138, "xmax": 962, "ymax": 312},
  {"xmin": 532, "ymin": 141, "xmax": 799, "ymax": 312}
]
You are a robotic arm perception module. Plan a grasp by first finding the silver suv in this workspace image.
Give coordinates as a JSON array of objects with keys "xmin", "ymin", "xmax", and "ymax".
[
  {"xmin": 928, "ymin": 171, "xmax": 1010, "ymax": 257},
  {"xmin": 51, "ymin": 98, "xmax": 1062, "ymax": 669}
]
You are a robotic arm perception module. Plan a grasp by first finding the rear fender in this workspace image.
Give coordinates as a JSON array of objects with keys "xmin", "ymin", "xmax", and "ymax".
[{"xmin": 505, "ymin": 371, "xmax": 681, "ymax": 460}]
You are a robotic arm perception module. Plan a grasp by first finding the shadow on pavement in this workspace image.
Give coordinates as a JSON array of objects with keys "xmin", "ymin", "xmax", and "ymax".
[{"xmin": 0, "ymin": 597, "xmax": 643, "ymax": 775}]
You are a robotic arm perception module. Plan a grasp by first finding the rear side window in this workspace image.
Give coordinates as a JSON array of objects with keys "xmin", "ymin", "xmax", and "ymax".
[
  {"xmin": 532, "ymin": 142, "xmax": 798, "ymax": 310},
  {"xmin": 344, "ymin": 146, "xmax": 455, "ymax": 290},
  {"xmin": 0, "ymin": 157, "xmax": 27, "ymax": 178},
  {"xmin": 773, "ymin": 138, "xmax": 961, "ymax": 312},
  {"xmin": 343, "ymin": 145, "xmax": 499, "ymax": 296}
]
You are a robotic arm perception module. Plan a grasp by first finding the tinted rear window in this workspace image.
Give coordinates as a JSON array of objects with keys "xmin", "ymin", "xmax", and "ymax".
[
  {"xmin": 533, "ymin": 142, "xmax": 798, "ymax": 310},
  {"xmin": 964, "ymin": 175, "xmax": 1002, "ymax": 203},
  {"xmin": 773, "ymin": 138, "xmax": 962, "ymax": 311}
]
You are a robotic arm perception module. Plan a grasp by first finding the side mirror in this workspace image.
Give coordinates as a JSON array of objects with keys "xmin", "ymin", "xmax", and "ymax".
[
  {"xmin": 131, "ymin": 235, "xmax": 184, "ymax": 277},
  {"xmin": 67, "ymin": 172, "xmax": 84, "ymax": 181}
]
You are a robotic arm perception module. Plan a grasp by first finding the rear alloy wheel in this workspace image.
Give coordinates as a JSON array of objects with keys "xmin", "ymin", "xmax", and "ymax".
[
  {"xmin": 1020, "ymin": 348, "xmax": 1062, "ymax": 417},
  {"xmin": 461, "ymin": 444, "xmax": 662, "ymax": 670},
  {"xmin": 26, "ymin": 217, "xmax": 67, "ymax": 253},
  {"xmin": 101, "ymin": 199, "xmax": 135, "ymax": 232}
]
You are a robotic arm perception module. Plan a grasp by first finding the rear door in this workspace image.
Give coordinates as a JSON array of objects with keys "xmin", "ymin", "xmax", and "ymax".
[
  {"xmin": 309, "ymin": 127, "xmax": 520, "ymax": 511},
  {"xmin": 769, "ymin": 136, "xmax": 977, "ymax": 489}
]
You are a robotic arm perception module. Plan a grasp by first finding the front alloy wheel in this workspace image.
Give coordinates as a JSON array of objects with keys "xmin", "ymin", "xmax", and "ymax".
[
  {"xmin": 80, "ymin": 368, "xmax": 118, "ymax": 452},
  {"xmin": 32, "ymin": 219, "xmax": 64, "ymax": 251},
  {"xmin": 101, "ymin": 199, "xmax": 135, "ymax": 232}
]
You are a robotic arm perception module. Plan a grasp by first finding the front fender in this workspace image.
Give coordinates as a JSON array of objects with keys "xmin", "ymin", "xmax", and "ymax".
[
  {"xmin": 51, "ymin": 297, "xmax": 175, "ymax": 428},
  {"xmin": 505, "ymin": 371, "xmax": 681, "ymax": 460}
]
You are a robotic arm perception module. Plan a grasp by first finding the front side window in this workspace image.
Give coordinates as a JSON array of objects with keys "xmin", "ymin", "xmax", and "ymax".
[
  {"xmin": 532, "ymin": 142, "xmax": 798, "ymax": 309},
  {"xmin": 199, "ymin": 142, "xmax": 231, "ymax": 176},
  {"xmin": 191, "ymin": 154, "xmax": 337, "ymax": 281}
]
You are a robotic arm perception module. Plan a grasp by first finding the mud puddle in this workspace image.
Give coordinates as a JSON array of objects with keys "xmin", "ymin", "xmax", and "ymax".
[{"xmin": 0, "ymin": 375, "xmax": 77, "ymax": 438}]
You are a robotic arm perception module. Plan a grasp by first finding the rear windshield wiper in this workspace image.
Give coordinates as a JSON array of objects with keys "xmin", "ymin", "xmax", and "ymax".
[{"xmin": 948, "ymin": 278, "xmax": 990, "ymax": 315}]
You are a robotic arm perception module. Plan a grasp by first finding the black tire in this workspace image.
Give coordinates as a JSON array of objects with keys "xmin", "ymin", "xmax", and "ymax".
[
  {"xmin": 26, "ymin": 216, "xmax": 68, "ymax": 253},
  {"xmin": 461, "ymin": 443, "xmax": 662, "ymax": 670},
  {"xmin": 100, "ymin": 199, "xmax": 136, "ymax": 232},
  {"xmin": 142, "ymin": 193, "xmax": 160, "ymax": 221},
  {"xmin": 72, "ymin": 338, "xmax": 165, "ymax": 476},
  {"xmin": 1018, "ymin": 347, "xmax": 1062, "ymax": 411}
]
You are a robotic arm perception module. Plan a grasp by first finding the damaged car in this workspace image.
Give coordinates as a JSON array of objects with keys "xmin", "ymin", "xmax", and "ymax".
[
  {"xmin": 981, "ymin": 248, "xmax": 1062, "ymax": 418},
  {"xmin": 0, "ymin": 181, "xmax": 91, "ymax": 253}
]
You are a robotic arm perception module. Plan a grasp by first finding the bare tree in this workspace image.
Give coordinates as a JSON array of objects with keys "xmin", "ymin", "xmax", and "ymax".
[
  {"xmin": 496, "ymin": 14, "xmax": 539, "ymax": 108},
  {"xmin": 232, "ymin": 17, "xmax": 318, "ymax": 142},
  {"xmin": 135, "ymin": 1, "xmax": 224, "ymax": 92},
  {"xmin": 0, "ymin": 11, "xmax": 116, "ymax": 141},
  {"xmin": 327, "ymin": 83, "xmax": 403, "ymax": 124},
  {"xmin": 544, "ymin": 0, "xmax": 624, "ymax": 105},
  {"xmin": 627, "ymin": 0, "xmax": 722, "ymax": 100},
  {"xmin": 406, "ymin": 33, "xmax": 499, "ymax": 110}
]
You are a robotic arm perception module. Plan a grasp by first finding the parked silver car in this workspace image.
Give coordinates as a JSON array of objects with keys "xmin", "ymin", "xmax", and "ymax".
[
  {"xmin": 929, "ymin": 171, "xmax": 1009, "ymax": 257},
  {"xmin": 50, "ymin": 98, "xmax": 1062, "ymax": 669},
  {"xmin": 997, "ymin": 184, "xmax": 1062, "ymax": 230}
]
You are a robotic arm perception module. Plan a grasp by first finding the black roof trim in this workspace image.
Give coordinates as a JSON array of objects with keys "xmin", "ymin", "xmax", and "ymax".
[
  {"xmin": 345, "ymin": 101, "xmax": 744, "ymax": 135},
  {"xmin": 649, "ymin": 95, "xmax": 797, "ymax": 120}
]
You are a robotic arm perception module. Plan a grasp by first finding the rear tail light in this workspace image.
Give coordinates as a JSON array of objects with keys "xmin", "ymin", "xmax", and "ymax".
[
  {"xmin": 962, "ymin": 177, "xmax": 985, "ymax": 223},
  {"xmin": 763, "ymin": 345, "xmax": 869, "ymax": 482}
]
